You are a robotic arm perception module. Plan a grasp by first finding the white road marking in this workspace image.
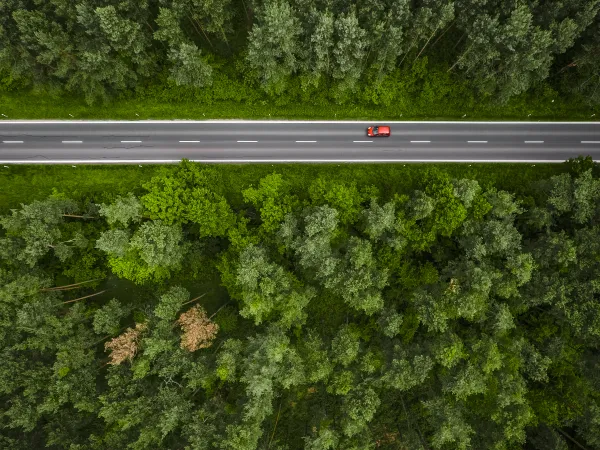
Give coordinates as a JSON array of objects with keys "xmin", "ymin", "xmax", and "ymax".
[
  {"xmin": 2, "ymin": 140, "xmax": 24, "ymax": 143},
  {"xmin": 2, "ymin": 120, "xmax": 600, "ymax": 124},
  {"xmin": 468, "ymin": 140, "xmax": 488, "ymax": 143},
  {"xmin": 237, "ymin": 140, "xmax": 258, "ymax": 143},
  {"xmin": 296, "ymin": 140, "xmax": 317, "ymax": 143},
  {"xmin": 121, "ymin": 140, "xmax": 142, "ymax": 143},
  {"xmin": 581, "ymin": 141, "xmax": 600, "ymax": 144},
  {"xmin": 411, "ymin": 140, "xmax": 431, "ymax": 143},
  {"xmin": 0, "ymin": 159, "xmax": 571, "ymax": 164},
  {"xmin": 62, "ymin": 140, "xmax": 83, "ymax": 143},
  {"xmin": 353, "ymin": 140, "xmax": 373, "ymax": 143},
  {"xmin": 179, "ymin": 140, "xmax": 200, "ymax": 143},
  {"xmin": 524, "ymin": 140, "xmax": 544, "ymax": 143}
]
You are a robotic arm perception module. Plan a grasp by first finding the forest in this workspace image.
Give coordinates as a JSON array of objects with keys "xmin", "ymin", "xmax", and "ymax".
[
  {"xmin": 0, "ymin": 158, "xmax": 600, "ymax": 449},
  {"xmin": 1, "ymin": 0, "xmax": 600, "ymax": 117}
]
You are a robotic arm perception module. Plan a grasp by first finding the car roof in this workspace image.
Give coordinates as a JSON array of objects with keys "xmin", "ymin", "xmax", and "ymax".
[{"xmin": 378, "ymin": 126, "xmax": 390, "ymax": 132}]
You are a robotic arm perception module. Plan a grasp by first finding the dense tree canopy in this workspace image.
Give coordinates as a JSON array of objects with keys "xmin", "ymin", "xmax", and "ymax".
[
  {"xmin": 1, "ymin": 0, "xmax": 599, "ymax": 104},
  {"xmin": 2, "ymin": 160, "xmax": 600, "ymax": 449}
]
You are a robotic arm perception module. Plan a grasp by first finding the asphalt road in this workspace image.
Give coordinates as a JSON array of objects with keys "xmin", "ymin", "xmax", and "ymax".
[{"xmin": 1, "ymin": 120, "xmax": 600, "ymax": 164}]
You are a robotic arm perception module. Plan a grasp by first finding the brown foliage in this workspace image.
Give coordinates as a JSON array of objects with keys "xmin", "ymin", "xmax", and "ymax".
[
  {"xmin": 375, "ymin": 431, "xmax": 399, "ymax": 448},
  {"xmin": 104, "ymin": 322, "xmax": 147, "ymax": 365},
  {"xmin": 446, "ymin": 277, "xmax": 460, "ymax": 294},
  {"xmin": 177, "ymin": 305, "xmax": 219, "ymax": 352}
]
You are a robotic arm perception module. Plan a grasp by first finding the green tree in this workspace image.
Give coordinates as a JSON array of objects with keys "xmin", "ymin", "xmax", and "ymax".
[
  {"xmin": 304, "ymin": 428, "xmax": 339, "ymax": 450},
  {"xmin": 95, "ymin": 229, "xmax": 131, "ymax": 257},
  {"xmin": 381, "ymin": 346, "xmax": 434, "ymax": 391},
  {"xmin": 298, "ymin": 331, "xmax": 333, "ymax": 383},
  {"xmin": 4, "ymin": 1, "xmax": 156, "ymax": 104},
  {"xmin": 97, "ymin": 193, "xmax": 143, "ymax": 227},
  {"xmin": 340, "ymin": 384, "xmax": 380, "ymax": 437},
  {"xmin": 331, "ymin": 324, "xmax": 360, "ymax": 367},
  {"xmin": 0, "ymin": 197, "xmax": 85, "ymax": 267},
  {"xmin": 157, "ymin": 0, "xmax": 235, "ymax": 46},
  {"xmin": 282, "ymin": 206, "xmax": 387, "ymax": 314},
  {"xmin": 359, "ymin": 0, "xmax": 411, "ymax": 84},
  {"xmin": 141, "ymin": 161, "xmax": 235, "ymax": 237},
  {"xmin": 129, "ymin": 220, "xmax": 186, "ymax": 269},
  {"xmin": 99, "ymin": 220, "xmax": 187, "ymax": 284},
  {"xmin": 187, "ymin": 187, "xmax": 236, "ymax": 237},
  {"xmin": 308, "ymin": 177, "xmax": 371, "ymax": 226},
  {"xmin": 233, "ymin": 244, "xmax": 315, "ymax": 328},
  {"xmin": 167, "ymin": 42, "xmax": 213, "ymax": 88},
  {"xmin": 246, "ymin": 0, "xmax": 302, "ymax": 94},
  {"xmin": 424, "ymin": 397, "xmax": 474, "ymax": 450},
  {"xmin": 300, "ymin": 8, "xmax": 335, "ymax": 89},
  {"xmin": 362, "ymin": 199, "xmax": 396, "ymax": 241},
  {"xmin": 216, "ymin": 338, "xmax": 243, "ymax": 381},
  {"xmin": 93, "ymin": 298, "xmax": 129, "ymax": 335},
  {"xmin": 332, "ymin": 6, "xmax": 367, "ymax": 100},
  {"xmin": 378, "ymin": 307, "xmax": 404, "ymax": 338},
  {"xmin": 452, "ymin": 178, "xmax": 481, "ymax": 208},
  {"xmin": 561, "ymin": 19, "xmax": 600, "ymax": 105},
  {"xmin": 154, "ymin": 7, "xmax": 187, "ymax": 46},
  {"xmin": 451, "ymin": 0, "xmax": 598, "ymax": 103},
  {"xmin": 406, "ymin": 190, "xmax": 435, "ymax": 220},
  {"xmin": 154, "ymin": 286, "xmax": 189, "ymax": 321},
  {"xmin": 243, "ymin": 172, "xmax": 300, "ymax": 234},
  {"xmin": 95, "ymin": 6, "xmax": 147, "ymax": 58},
  {"xmin": 221, "ymin": 326, "xmax": 304, "ymax": 449}
]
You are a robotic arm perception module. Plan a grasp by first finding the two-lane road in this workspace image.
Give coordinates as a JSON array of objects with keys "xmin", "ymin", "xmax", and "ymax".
[{"xmin": 1, "ymin": 120, "xmax": 599, "ymax": 163}]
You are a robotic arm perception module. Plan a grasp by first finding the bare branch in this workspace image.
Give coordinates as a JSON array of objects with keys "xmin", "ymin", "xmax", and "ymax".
[
  {"xmin": 42, "ymin": 278, "xmax": 103, "ymax": 291},
  {"xmin": 209, "ymin": 301, "xmax": 231, "ymax": 319},
  {"xmin": 62, "ymin": 214, "xmax": 98, "ymax": 219},
  {"xmin": 268, "ymin": 400, "xmax": 283, "ymax": 449},
  {"xmin": 555, "ymin": 428, "xmax": 591, "ymax": 450},
  {"xmin": 181, "ymin": 292, "xmax": 209, "ymax": 307},
  {"xmin": 413, "ymin": 25, "xmax": 440, "ymax": 64},
  {"xmin": 62, "ymin": 290, "xmax": 107, "ymax": 304}
]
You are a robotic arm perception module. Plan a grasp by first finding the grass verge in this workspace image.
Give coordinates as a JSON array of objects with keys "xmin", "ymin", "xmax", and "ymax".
[
  {"xmin": 0, "ymin": 162, "xmax": 571, "ymax": 214},
  {"xmin": 1, "ymin": 89, "xmax": 597, "ymax": 121}
]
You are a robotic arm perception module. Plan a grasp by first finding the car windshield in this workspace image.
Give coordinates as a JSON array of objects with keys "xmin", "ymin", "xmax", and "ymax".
[{"xmin": 373, "ymin": 126, "xmax": 379, "ymax": 134}]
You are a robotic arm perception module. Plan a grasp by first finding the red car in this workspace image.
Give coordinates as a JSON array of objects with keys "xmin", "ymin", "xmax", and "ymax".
[{"xmin": 367, "ymin": 125, "xmax": 391, "ymax": 137}]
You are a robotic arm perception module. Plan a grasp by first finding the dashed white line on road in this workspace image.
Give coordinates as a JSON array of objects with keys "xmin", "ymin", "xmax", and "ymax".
[
  {"xmin": 179, "ymin": 140, "xmax": 200, "ymax": 143},
  {"xmin": 411, "ymin": 140, "xmax": 431, "ymax": 143},
  {"xmin": 296, "ymin": 140, "xmax": 317, "ymax": 143},
  {"xmin": 2, "ymin": 141, "xmax": 23, "ymax": 143},
  {"xmin": 3, "ymin": 120, "xmax": 599, "ymax": 124},
  {"xmin": 524, "ymin": 140, "xmax": 544, "ymax": 143},
  {"xmin": 237, "ymin": 140, "xmax": 258, "ymax": 143},
  {"xmin": 468, "ymin": 140, "xmax": 488, "ymax": 143},
  {"xmin": 581, "ymin": 141, "xmax": 600, "ymax": 144},
  {"xmin": 353, "ymin": 140, "xmax": 373, "ymax": 143},
  {"xmin": 62, "ymin": 140, "xmax": 82, "ymax": 143},
  {"xmin": 121, "ymin": 140, "xmax": 142, "ymax": 143},
  {"xmin": 0, "ymin": 159, "xmax": 571, "ymax": 164}
]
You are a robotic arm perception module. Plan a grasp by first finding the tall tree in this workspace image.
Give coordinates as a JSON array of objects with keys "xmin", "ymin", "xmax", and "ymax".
[
  {"xmin": 561, "ymin": 18, "xmax": 600, "ymax": 105},
  {"xmin": 97, "ymin": 193, "xmax": 143, "ymax": 227},
  {"xmin": 141, "ymin": 160, "xmax": 235, "ymax": 237},
  {"xmin": 299, "ymin": 8, "xmax": 335, "ymax": 89},
  {"xmin": 230, "ymin": 244, "xmax": 316, "ymax": 328},
  {"xmin": 0, "ymin": 197, "xmax": 87, "ymax": 267},
  {"xmin": 246, "ymin": 0, "xmax": 302, "ymax": 94},
  {"xmin": 154, "ymin": 6, "xmax": 214, "ymax": 88},
  {"xmin": 331, "ymin": 6, "xmax": 367, "ymax": 100},
  {"xmin": 452, "ymin": 0, "xmax": 600, "ymax": 103}
]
